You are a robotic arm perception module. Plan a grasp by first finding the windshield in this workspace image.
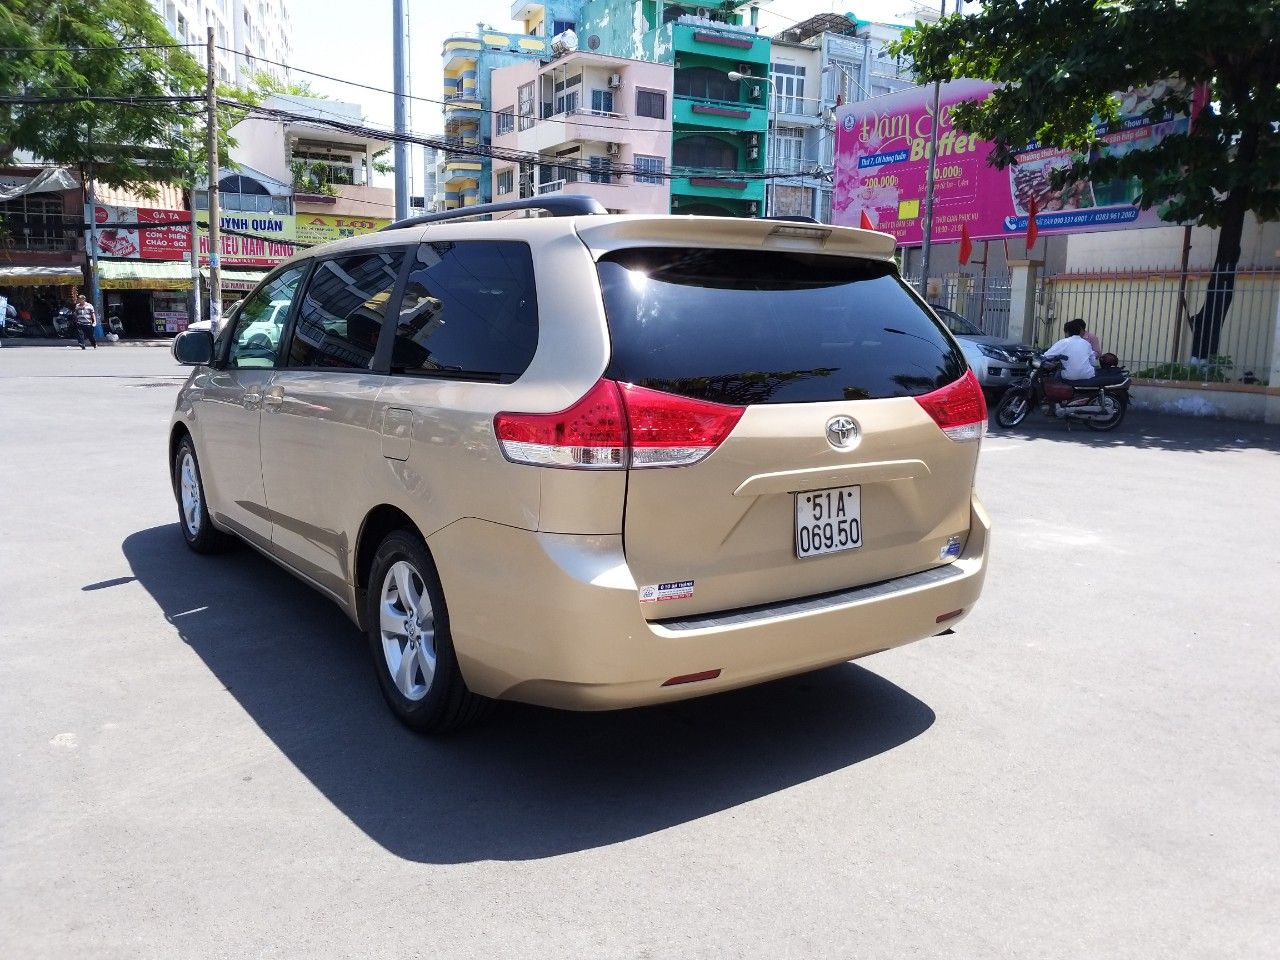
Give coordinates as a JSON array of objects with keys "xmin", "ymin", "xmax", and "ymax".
[{"xmin": 598, "ymin": 248, "xmax": 967, "ymax": 405}]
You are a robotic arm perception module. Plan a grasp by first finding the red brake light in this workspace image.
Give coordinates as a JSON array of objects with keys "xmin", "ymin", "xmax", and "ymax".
[
  {"xmin": 619, "ymin": 382, "xmax": 745, "ymax": 467},
  {"xmin": 494, "ymin": 379, "xmax": 745, "ymax": 469},
  {"xmin": 914, "ymin": 369, "xmax": 987, "ymax": 441},
  {"xmin": 494, "ymin": 378, "xmax": 627, "ymax": 469}
]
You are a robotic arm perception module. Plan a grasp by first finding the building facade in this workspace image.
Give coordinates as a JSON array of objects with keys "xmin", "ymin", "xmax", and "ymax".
[
  {"xmin": 439, "ymin": 29, "xmax": 552, "ymax": 208},
  {"xmin": 148, "ymin": 0, "xmax": 293, "ymax": 84},
  {"xmin": 489, "ymin": 51, "xmax": 673, "ymax": 213},
  {"xmin": 768, "ymin": 12, "xmax": 916, "ymax": 223}
]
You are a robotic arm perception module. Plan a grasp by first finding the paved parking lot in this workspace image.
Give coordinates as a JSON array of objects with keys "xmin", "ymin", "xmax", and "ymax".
[{"xmin": 3, "ymin": 345, "xmax": 1278, "ymax": 959}]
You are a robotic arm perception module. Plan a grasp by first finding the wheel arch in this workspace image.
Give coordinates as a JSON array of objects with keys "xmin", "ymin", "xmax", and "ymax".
[
  {"xmin": 169, "ymin": 421, "xmax": 193, "ymax": 484},
  {"xmin": 353, "ymin": 504, "xmax": 428, "ymax": 627}
]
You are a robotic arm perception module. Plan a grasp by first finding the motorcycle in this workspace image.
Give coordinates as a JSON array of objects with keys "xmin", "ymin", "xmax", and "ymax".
[
  {"xmin": 52, "ymin": 306, "xmax": 75, "ymax": 338},
  {"xmin": 993, "ymin": 354, "xmax": 1132, "ymax": 432}
]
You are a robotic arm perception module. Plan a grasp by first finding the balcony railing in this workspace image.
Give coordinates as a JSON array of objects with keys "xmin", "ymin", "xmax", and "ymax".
[{"xmin": 0, "ymin": 215, "xmax": 81, "ymax": 252}]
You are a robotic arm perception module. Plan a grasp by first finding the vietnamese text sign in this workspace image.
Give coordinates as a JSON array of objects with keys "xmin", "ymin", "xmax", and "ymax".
[
  {"xmin": 833, "ymin": 79, "xmax": 1202, "ymax": 244},
  {"xmin": 195, "ymin": 212, "xmax": 296, "ymax": 267},
  {"xmin": 295, "ymin": 213, "xmax": 392, "ymax": 247},
  {"xmin": 87, "ymin": 204, "xmax": 191, "ymax": 260}
]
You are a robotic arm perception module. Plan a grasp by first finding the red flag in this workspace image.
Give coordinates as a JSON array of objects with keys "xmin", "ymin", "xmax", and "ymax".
[
  {"xmin": 958, "ymin": 222, "xmax": 973, "ymax": 265},
  {"xmin": 1025, "ymin": 197, "xmax": 1039, "ymax": 252},
  {"xmin": 860, "ymin": 210, "xmax": 875, "ymax": 231}
]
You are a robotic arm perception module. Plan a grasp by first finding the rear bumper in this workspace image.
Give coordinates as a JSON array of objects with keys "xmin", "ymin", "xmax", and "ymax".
[{"xmin": 429, "ymin": 495, "xmax": 990, "ymax": 710}]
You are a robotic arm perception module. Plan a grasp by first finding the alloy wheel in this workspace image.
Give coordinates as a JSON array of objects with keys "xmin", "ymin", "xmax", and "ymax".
[
  {"xmin": 179, "ymin": 451, "xmax": 202, "ymax": 536},
  {"xmin": 379, "ymin": 560, "xmax": 437, "ymax": 701}
]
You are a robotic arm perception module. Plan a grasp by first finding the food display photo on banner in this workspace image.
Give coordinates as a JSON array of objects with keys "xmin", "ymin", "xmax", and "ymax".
[{"xmin": 832, "ymin": 79, "xmax": 1208, "ymax": 243}]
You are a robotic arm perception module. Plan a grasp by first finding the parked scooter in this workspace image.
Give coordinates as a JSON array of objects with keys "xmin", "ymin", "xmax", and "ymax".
[
  {"xmin": 994, "ymin": 353, "xmax": 1132, "ymax": 431},
  {"xmin": 52, "ymin": 306, "xmax": 75, "ymax": 338}
]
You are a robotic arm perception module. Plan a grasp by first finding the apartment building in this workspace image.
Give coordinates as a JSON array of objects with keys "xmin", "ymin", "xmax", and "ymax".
[
  {"xmin": 148, "ymin": 0, "xmax": 293, "ymax": 84},
  {"xmin": 489, "ymin": 51, "xmax": 672, "ymax": 213},
  {"xmin": 768, "ymin": 12, "xmax": 915, "ymax": 222},
  {"xmin": 439, "ymin": 29, "xmax": 551, "ymax": 208}
]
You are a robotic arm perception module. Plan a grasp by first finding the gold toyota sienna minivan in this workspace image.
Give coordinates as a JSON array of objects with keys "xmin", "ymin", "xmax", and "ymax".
[{"xmin": 170, "ymin": 198, "xmax": 990, "ymax": 733}]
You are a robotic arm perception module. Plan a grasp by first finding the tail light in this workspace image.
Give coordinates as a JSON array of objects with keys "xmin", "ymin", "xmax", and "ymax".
[
  {"xmin": 494, "ymin": 379, "xmax": 745, "ymax": 470},
  {"xmin": 914, "ymin": 369, "xmax": 987, "ymax": 441}
]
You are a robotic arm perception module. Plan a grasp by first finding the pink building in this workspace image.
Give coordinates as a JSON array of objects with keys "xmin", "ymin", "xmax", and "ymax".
[{"xmin": 489, "ymin": 51, "xmax": 673, "ymax": 214}]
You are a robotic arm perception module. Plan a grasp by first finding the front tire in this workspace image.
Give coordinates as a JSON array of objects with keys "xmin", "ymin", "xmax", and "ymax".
[
  {"xmin": 173, "ymin": 436, "xmax": 232, "ymax": 553},
  {"xmin": 1086, "ymin": 392, "xmax": 1127, "ymax": 431},
  {"xmin": 365, "ymin": 530, "xmax": 491, "ymax": 734},
  {"xmin": 995, "ymin": 390, "xmax": 1031, "ymax": 428}
]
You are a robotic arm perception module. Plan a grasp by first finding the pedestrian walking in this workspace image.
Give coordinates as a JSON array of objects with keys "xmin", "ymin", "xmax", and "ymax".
[{"xmin": 73, "ymin": 294, "xmax": 97, "ymax": 349}]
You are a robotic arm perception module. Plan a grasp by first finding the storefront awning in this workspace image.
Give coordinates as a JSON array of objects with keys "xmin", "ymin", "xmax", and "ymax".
[
  {"xmin": 0, "ymin": 265, "xmax": 83, "ymax": 287},
  {"xmin": 97, "ymin": 260, "xmax": 193, "ymax": 290},
  {"xmin": 203, "ymin": 268, "xmax": 267, "ymax": 293}
]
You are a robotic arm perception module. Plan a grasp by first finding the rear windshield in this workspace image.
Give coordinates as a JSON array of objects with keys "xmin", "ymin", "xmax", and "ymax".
[{"xmin": 598, "ymin": 248, "xmax": 966, "ymax": 404}]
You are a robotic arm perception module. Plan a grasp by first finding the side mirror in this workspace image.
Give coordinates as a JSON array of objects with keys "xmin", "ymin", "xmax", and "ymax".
[{"xmin": 173, "ymin": 329, "xmax": 214, "ymax": 366}]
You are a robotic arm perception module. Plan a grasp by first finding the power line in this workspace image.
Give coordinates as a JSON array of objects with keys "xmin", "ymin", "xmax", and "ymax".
[
  {"xmin": 0, "ymin": 43, "xmax": 202, "ymax": 53},
  {"xmin": 226, "ymin": 98, "xmax": 800, "ymax": 183},
  {"xmin": 213, "ymin": 44, "xmax": 685, "ymax": 137}
]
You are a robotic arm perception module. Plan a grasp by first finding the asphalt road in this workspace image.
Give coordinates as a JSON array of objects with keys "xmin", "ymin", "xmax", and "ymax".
[{"xmin": 3, "ymin": 344, "xmax": 1278, "ymax": 960}]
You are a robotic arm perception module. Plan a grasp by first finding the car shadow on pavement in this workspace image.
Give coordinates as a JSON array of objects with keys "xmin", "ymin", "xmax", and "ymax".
[
  {"xmin": 987, "ymin": 409, "xmax": 1280, "ymax": 453},
  {"xmin": 122, "ymin": 523, "xmax": 935, "ymax": 864}
]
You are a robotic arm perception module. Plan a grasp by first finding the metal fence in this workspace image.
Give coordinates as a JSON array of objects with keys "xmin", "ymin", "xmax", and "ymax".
[
  {"xmin": 905, "ymin": 269, "xmax": 1013, "ymax": 338},
  {"xmin": 1037, "ymin": 267, "xmax": 1278, "ymax": 386}
]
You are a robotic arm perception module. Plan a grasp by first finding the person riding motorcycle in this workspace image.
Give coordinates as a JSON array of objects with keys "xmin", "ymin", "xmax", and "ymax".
[{"xmin": 1044, "ymin": 319, "xmax": 1098, "ymax": 382}]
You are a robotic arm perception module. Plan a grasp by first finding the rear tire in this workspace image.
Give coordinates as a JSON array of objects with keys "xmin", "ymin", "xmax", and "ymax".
[
  {"xmin": 1086, "ymin": 392, "xmax": 1127, "ymax": 431},
  {"xmin": 173, "ymin": 435, "xmax": 232, "ymax": 553},
  {"xmin": 994, "ymin": 390, "xmax": 1031, "ymax": 428},
  {"xmin": 365, "ymin": 530, "xmax": 492, "ymax": 734}
]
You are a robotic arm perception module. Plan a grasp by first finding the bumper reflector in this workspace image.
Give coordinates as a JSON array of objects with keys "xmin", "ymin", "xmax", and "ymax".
[
  {"xmin": 661, "ymin": 669, "xmax": 722, "ymax": 687},
  {"xmin": 935, "ymin": 609, "xmax": 964, "ymax": 624}
]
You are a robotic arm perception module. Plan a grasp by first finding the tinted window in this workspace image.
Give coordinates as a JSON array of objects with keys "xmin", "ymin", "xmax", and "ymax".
[
  {"xmin": 673, "ymin": 135, "xmax": 737, "ymax": 171},
  {"xmin": 598, "ymin": 248, "xmax": 966, "ymax": 405},
  {"xmin": 636, "ymin": 89, "xmax": 666, "ymax": 119},
  {"xmin": 674, "ymin": 67, "xmax": 737, "ymax": 102},
  {"xmin": 391, "ymin": 241, "xmax": 538, "ymax": 381},
  {"xmin": 227, "ymin": 264, "xmax": 306, "ymax": 369},
  {"xmin": 287, "ymin": 250, "xmax": 405, "ymax": 369}
]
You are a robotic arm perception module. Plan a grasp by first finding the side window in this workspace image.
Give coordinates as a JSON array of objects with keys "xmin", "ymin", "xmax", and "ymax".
[
  {"xmin": 392, "ymin": 240, "xmax": 538, "ymax": 381},
  {"xmin": 287, "ymin": 250, "xmax": 406, "ymax": 369},
  {"xmin": 228, "ymin": 265, "xmax": 307, "ymax": 369}
]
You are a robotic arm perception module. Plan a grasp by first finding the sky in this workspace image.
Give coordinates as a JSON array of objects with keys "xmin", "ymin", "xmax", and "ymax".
[{"xmin": 287, "ymin": 0, "xmax": 931, "ymax": 195}]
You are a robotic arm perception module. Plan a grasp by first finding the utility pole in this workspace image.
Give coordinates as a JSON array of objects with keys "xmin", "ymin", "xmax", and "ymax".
[
  {"xmin": 188, "ymin": 181, "xmax": 202, "ymax": 326},
  {"xmin": 919, "ymin": 0, "xmax": 947, "ymax": 297},
  {"xmin": 86, "ymin": 140, "xmax": 102, "ymax": 337},
  {"xmin": 205, "ymin": 27, "xmax": 222, "ymax": 332},
  {"xmin": 392, "ymin": 0, "xmax": 409, "ymax": 221}
]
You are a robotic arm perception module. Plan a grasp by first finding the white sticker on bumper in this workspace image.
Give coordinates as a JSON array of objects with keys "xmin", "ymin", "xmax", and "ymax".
[{"xmin": 639, "ymin": 580, "xmax": 695, "ymax": 603}]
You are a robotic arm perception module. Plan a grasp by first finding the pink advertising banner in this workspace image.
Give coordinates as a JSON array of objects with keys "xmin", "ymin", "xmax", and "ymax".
[{"xmin": 832, "ymin": 79, "xmax": 1202, "ymax": 245}]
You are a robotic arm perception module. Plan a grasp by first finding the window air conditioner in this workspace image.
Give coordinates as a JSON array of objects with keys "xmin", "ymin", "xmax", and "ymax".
[
  {"xmin": 607, "ymin": 143, "xmax": 621, "ymax": 156},
  {"xmin": 608, "ymin": 73, "xmax": 622, "ymax": 89}
]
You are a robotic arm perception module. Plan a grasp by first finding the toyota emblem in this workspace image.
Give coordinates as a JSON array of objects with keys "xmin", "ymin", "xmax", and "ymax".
[{"xmin": 826, "ymin": 416, "xmax": 859, "ymax": 449}]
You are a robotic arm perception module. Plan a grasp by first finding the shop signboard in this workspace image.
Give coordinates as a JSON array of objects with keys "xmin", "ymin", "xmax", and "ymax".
[
  {"xmin": 195, "ymin": 212, "xmax": 297, "ymax": 267},
  {"xmin": 86, "ymin": 203, "xmax": 191, "ymax": 260},
  {"xmin": 154, "ymin": 310, "xmax": 189, "ymax": 333},
  {"xmin": 832, "ymin": 79, "xmax": 1206, "ymax": 244},
  {"xmin": 295, "ymin": 213, "xmax": 391, "ymax": 247}
]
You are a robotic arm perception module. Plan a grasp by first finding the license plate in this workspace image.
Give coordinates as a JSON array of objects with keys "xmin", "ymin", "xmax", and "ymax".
[{"xmin": 795, "ymin": 485, "xmax": 862, "ymax": 559}]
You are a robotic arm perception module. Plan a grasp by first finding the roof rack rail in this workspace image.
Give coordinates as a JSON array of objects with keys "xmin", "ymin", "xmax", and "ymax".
[
  {"xmin": 763, "ymin": 215, "xmax": 822, "ymax": 224},
  {"xmin": 380, "ymin": 196, "xmax": 609, "ymax": 231}
]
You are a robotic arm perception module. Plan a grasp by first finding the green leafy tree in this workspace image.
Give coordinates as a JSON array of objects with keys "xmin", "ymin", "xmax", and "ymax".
[
  {"xmin": 0, "ymin": 0, "xmax": 242, "ymax": 194},
  {"xmin": 245, "ymin": 68, "xmax": 328, "ymax": 101},
  {"xmin": 898, "ymin": 0, "xmax": 1280, "ymax": 358}
]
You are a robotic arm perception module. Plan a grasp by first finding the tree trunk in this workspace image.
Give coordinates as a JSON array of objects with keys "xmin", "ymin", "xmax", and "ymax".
[{"xmin": 1188, "ymin": 189, "xmax": 1246, "ymax": 360}]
